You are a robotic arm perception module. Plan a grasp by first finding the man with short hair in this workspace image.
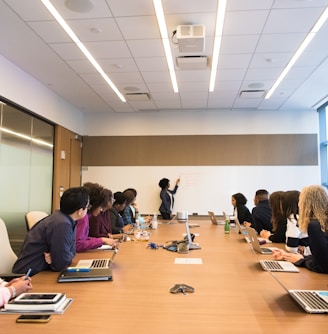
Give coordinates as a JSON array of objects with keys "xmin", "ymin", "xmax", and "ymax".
[
  {"xmin": 13, "ymin": 187, "xmax": 89, "ymax": 276},
  {"xmin": 252, "ymin": 189, "xmax": 272, "ymax": 234}
]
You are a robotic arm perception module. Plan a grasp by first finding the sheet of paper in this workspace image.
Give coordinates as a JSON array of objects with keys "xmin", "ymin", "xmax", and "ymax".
[{"xmin": 174, "ymin": 258, "xmax": 203, "ymax": 264}]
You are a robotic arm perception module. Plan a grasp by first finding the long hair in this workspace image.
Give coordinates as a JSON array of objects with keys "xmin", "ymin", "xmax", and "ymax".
[
  {"xmin": 269, "ymin": 191, "xmax": 284, "ymax": 231},
  {"xmin": 280, "ymin": 190, "xmax": 300, "ymax": 220},
  {"xmin": 298, "ymin": 185, "xmax": 328, "ymax": 233}
]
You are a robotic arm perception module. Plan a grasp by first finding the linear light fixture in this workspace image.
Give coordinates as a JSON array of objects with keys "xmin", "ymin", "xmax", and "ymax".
[
  {"xmin": 265, "ymin": 5, "xmax": 328, "ymax": 99},
  {"xmin": 0, "ymin": 127, "xmax": 53, "ymax": 148},
  {"xmin": 41, "ymin": 0, "xmax": 126, "ymax": 102},
  {"xmin": 153, "ymin": 0, "xmax": 179, "ymax": 93},
  {"xmin": 209, "ymin": 0, "xmax": 227, "ymax": 92}
]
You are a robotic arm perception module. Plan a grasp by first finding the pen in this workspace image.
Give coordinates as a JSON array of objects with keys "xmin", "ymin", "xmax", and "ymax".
[
  {"xmin": 67, "ymin": 267, "xmax": 90, "ymax": 272},
  {"xmin": 25, "ymin": 268, "xmax": 32, "ymax": 280}
]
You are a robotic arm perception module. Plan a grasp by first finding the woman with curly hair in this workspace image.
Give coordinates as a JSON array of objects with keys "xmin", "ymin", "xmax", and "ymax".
[{"xmin": 273, "ymin": 185, "xmax": 328, "ymax": 273}]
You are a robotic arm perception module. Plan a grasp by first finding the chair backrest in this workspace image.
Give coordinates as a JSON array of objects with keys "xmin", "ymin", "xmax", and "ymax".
[
  {"xmin": 0, "ymin": 218, "xmax": 18, "ymax": 273},
  {"xmin": 25, "ymin": 211, "xmax": 48, "ymax": 231}
]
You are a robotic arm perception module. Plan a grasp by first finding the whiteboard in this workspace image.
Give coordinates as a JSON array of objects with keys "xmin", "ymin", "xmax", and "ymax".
[{"xmin": 82, "ymin": 165, "xmax": 320, "ymax": 216}]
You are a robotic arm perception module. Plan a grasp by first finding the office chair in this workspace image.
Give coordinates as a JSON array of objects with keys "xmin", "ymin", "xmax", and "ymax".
[
  {"xmin": 0, "ymin": 217, "xmax": 18, "ymax": 274},
  {"xmin": 25, "ymin": 211, "xmax": 48, "ymax": 231}
]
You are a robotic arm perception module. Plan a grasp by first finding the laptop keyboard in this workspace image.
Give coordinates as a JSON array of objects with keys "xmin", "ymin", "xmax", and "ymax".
[
  {"xmin": 294, "ymin": 291, "xmax": 328, "ymax": 310},
  {"xmin": 263, "ymin": 260, "xmax": 283, "ymax": 270},
  {"xmin": 91, "ymin": 259, "xmax": 110, "ymax": 269}
]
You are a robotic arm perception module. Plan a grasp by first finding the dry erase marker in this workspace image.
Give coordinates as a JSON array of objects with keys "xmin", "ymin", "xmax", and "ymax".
[
  {"xmin": 67, "ymin": 267, "xmax": 90, "ymax": 272},
  {"xmin": 25, "ymin": 268, "xmax": 32, "ymax": 280}
]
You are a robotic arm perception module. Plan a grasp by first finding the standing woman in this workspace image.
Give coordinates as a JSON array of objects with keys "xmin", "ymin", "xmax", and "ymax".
[{"xmin": 158, "ymin": 178, "xmax": 180, "ymax": 219}]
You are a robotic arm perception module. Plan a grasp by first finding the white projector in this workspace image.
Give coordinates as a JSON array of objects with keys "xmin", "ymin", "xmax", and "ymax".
[{"xmin": 176, "ymin": 25, "xmax": 205, "ymax": 53}]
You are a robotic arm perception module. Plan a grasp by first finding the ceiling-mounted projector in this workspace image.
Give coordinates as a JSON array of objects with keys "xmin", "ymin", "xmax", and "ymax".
[{"xmin": 176, "ymin": 25, "xmax": 205, "ymax": 53}]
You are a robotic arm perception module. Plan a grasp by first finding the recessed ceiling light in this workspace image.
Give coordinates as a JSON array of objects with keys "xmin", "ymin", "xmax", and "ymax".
[
  {"xmin": 248, "ymin": 82, "xmax": 264, "ymax": 89},
  {"xmin": 124, "ymin": 86, "xmax": 140, "ymax": 92},
  {"xmin": 65, "ymin": 0, "xmax": 94, "ymax": 13}
]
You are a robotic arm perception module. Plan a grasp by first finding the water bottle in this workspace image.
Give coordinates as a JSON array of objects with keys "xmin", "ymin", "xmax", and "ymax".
[
  {"xmin": 224, "ymin": 218, "xmax": 230, "ymax": 234},
  {"xmin": 152, "ymin": 213, "xmax": 158, "ymax": 229}
]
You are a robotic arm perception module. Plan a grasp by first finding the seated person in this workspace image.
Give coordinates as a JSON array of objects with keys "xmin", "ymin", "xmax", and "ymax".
[
  {"xmin": 282, "ymin": 190, "xmax": 311, "ymax": 255},
  {"xmin": 273, "ymin": 185, "xmax": 328, "ymax": 273},
  {"xmin": 109, "ymin": 192, "xmax": 132, "ymax": 234},
  {"xmin": 231, "ymin": 193, "xmax": 254, "ymax": 227},
  {"xmin": 88, "ymin": 188, "xmax": 124, "ymax": 240},
  {"xmin": 121, "ymin": 188, "xmax": 137, "ymax": 226},
  {"xmin": 76, "ymin": 182, "xmax": 119, "ymax": 252},
  {"xmin": 0, "ymin": 276, "xmax": 32, "ymax": 307},
  {"xmin": 260, "ymin": 191, "xmax": 287, "ymax": 242},
  {"xmin": 252, "ymin": 189, "xmax": 272, "ymax": 233},
  {"xmin": 124, "ymin": 188, "xmax": 152, "ymax": 228},
  {"xmin": 13, "ymin": 187, "xmax": 89, "ymax": 276}
]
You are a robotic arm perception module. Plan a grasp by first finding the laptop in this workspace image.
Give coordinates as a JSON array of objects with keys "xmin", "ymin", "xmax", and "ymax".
[
  {"xmin": 245, "ymin": 227, "xmax": 273, "ymax": 254},
  {"xmin": 208, "ymin": 211, "xmax": 224, "ymax": 225},
  {"xmin": 57, "ymin": 250, "xmax": 117, "ymax": 283},
  {"xmin": 259, "ymin": 260, "xmax": 299, "ymax": 272},
  {"xmin": 288, "ymin": 290, "xmax": 328, "ymax": 313},
  {"xmin": 185, "ymin": 221, "xmax": 201, "ymax": 250}
]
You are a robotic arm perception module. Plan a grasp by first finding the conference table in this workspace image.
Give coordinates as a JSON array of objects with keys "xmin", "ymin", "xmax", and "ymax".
[{"xmin": 2, "ymin": 219, "xmax": 328, "ymax": 333}]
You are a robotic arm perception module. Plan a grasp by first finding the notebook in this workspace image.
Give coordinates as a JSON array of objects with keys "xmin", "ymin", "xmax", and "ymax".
[
  {"xmin": 245, "ymin": 227, "xmax": 273, "ymax": 254},
  {"xmin": 208, "ymin": 211, "xmax": 224, "ymax": 225},
  {"xmin": 58, "ymin": 250, "xmax": 117, "ymax": 283},
  {"xmin": 288, "ymin": 290, "xmax": 328, "ymax": 313},
  {"xmin": 259, "ymin": 260, "xmax": 299, "ymax": 272},
  {"xmin": 185, "ymin": 221, "xmax": 201, "ymax": 250}
]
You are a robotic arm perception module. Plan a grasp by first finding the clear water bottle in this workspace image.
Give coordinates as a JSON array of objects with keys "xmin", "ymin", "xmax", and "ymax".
[
  {"xmin": 224, "ymin": 218, "xmax": 230, "ymax": 234},
  {"xmin": 152, "ymin": 213, "xmax": 158, "ymax": 229}
]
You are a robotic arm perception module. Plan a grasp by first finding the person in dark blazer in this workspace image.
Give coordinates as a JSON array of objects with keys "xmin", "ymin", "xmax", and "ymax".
[
  {"xmin": 231, "ymin": 192, "xmax": 254, "ymax": 228},
  {"xmin": 158, "ymin": 178, "xmax": 180, "ymax": 219}
]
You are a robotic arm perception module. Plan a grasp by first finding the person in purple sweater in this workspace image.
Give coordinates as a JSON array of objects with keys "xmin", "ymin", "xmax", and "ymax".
[{"xmin": 76, "ymin": 182, "xmax": 119, "ymax": 252}]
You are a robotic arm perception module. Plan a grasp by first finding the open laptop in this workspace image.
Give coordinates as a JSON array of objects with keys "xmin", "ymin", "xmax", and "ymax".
[
  {"xmin": 185, "ymin": 221, "xmax": 201, "ymax": 250},
  {"xmin": 259, "ymin": 259, "xmax": 299, "ymax": 272},
  {"xmin": 58, "ymin": 249, "xmax": 117, "ymax": 282},
  {"xmin": 288, "ymin": 290, "xmax": 328, "ymax": 313},
  {"xmin": 245, "ymin": 227, "xmax": 273, "ymax": 254},
  {"xmin": 208, "ymin": 211, "xmax": 224, "ymax": 225}
]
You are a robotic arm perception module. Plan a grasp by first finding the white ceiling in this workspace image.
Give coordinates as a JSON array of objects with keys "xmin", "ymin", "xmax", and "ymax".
[{"xmin": 1, "ymin": 0, "xmax": 328, "ymax": 113}]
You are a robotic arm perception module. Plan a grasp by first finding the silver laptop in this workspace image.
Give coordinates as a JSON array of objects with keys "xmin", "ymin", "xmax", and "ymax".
[
  {"xmin": 58, "ymin": 250, "xmax": 117, "ymax": 282},
  {"xmin": 259, "ymin": 260, "xmax": 299, "ymax": 272},
  {"xmin": 208, "ymin": 211, "xmax": 224, "ymax": 225},
  {"xmin": 185, "ymin": 221, "xmax": 201, "ymax": 250},
  {"xmin": 288, "ymin": 290, "xmax": 328, "ymax": 313},
  {"xmin": 245, "ymin": 227, "xmax": 273, "ymax": 254}
]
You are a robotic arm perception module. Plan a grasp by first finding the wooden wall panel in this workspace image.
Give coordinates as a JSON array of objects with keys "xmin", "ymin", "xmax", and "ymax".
[{"xmin": 82, "ymin": 134, "xmax": 318, "ymax": 166}]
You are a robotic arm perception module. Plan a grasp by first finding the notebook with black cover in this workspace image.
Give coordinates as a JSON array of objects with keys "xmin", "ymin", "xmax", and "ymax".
[{"xmin": 58, "ymin": 250, "xmax": 117, "ymax": 283}]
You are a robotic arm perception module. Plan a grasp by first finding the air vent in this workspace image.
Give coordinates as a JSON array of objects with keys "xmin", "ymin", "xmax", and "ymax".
[
  {"xmin": 125, "ymin": 93, "xmax": 151, "ymax": 101},
  {"xmin": 239, "ymin": 90, "xmax": 266, "ymax": 98},
  {"xmin": 176, "ymin": 56, "xmax": 207, "ymax": 70},
  {"xmin": 176, "ymin": 25, "xmax": 205, "ymax": 53}
]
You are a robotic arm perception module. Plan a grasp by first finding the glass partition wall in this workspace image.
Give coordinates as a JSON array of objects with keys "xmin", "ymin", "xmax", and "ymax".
[{"xmin": 0, "ymin": 99, "xmax": 54, "ymax": 253}]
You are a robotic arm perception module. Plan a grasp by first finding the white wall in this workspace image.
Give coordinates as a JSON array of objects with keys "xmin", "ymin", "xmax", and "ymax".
[
  {"xmin": 82, "ymin": 109, "xmax": 320, "ymax": 215},
  {"xmin": 0, "ymin": 55, "xmax": 83, "ymax": 134}
]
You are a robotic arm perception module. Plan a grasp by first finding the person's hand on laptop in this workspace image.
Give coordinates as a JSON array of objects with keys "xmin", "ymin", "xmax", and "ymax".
[
  {"xmin": 272, "ymin": 249, "xmax": 303, "ymax": 263},
  {"xmin": 243, "ymin": 221, "xmax": 252, "ymax": 228},
  {"xmin": 260, "ymin": 230, "xmax": 271, "ymax": 239},
  {"xmin": 101, "ymin": 237, "xmax": 120, "ymax": 249}
]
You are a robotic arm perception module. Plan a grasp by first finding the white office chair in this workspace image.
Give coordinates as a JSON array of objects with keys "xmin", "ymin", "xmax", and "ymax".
[
  {"xmin": 25, "ymin": 211, "xmax": 48, "ymax": 231},
  {"xmin": 0, "ymin": 217, "xmax": 18, "ymax": 274}
]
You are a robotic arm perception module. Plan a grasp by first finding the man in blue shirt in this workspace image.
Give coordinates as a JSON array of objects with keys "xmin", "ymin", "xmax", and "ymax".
[{"xmin": 13, "ymin": 187, "xmax": 89, "ymax": 276}]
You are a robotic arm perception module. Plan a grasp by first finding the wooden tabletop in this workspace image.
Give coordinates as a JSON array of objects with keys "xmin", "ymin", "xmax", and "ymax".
[{"xmin": 2, "ymin": 220, "xmax": 328, "ymax": 333}]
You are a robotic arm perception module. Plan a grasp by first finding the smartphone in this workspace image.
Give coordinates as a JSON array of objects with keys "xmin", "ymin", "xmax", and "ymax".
[{"xmin": 16, "ymin": 314, "xmax": 51, "ymax": 323}]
